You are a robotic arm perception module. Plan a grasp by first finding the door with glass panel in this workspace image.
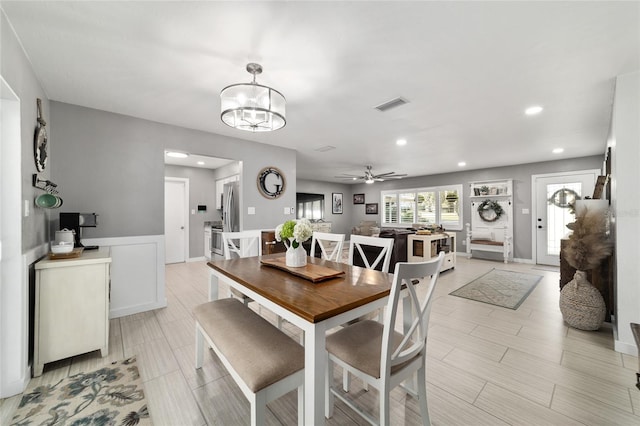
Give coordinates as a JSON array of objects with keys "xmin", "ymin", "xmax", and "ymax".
[{"xmin": 534, "ymin": 171, "xmax": 598, "ymax": 266}]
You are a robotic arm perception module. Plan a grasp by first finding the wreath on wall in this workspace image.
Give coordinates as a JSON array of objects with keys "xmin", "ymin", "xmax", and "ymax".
[{"xmin": 477, "ymin": 199, "xmax": 504, "ymax": 222}]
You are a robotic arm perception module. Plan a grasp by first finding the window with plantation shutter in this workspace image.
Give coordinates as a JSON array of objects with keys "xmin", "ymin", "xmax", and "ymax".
[{"xmin": 381, "ymin": 185, "xmax": 463, "ymax": 230}]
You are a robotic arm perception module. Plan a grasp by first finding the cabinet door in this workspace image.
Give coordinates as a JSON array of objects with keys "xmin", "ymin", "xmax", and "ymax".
[{"xmin": 37, "ymin": 264, "xmax": 108, "ymax": 363}]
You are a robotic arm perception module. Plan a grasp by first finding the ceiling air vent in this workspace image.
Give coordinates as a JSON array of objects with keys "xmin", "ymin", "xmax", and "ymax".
[
  {"xmin": 375, "ymin": 97, "xmax": 409, "ymax": 112},
  {"xmin": 314, "ymin": 145, "xmax": 336, "ymax": 152}
]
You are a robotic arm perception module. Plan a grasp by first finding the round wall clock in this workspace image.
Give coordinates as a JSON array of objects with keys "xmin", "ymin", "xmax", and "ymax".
[
  {"xmin": 257, "ymin": 166, "xmax": 285, "ymax": 199},
  {"xmin": 34, "ymin": 98, "xmax": 48, "ymax": 172}
]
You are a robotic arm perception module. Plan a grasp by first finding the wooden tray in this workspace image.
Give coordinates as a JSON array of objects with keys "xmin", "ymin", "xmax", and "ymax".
[
  {"xmin": 48, "ymin": 247, "xmax": 84, "ymax": 260},
  {"xmin": 260, "ymin": 257, "xmax": 345, "ymax": 283}
]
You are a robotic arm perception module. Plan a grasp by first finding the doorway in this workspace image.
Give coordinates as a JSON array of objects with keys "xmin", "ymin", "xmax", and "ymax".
[
  {"xmin": 532, "ymin": 169, "xmax": 600, "ymax": 266},
  {"xmin": 164, "ymin": 177, "xmax": 189, "ymax": 264},
  {"xmin": 1, "ymin": 76, "xmax": 25, "ymax": 397}
]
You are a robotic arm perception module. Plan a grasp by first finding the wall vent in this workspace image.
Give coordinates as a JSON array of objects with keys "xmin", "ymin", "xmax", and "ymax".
[
  {"xmin": 314, "ymin": 145, "xmax": 336, "ymax": 152},
  {"xmin": 375, "ymin": 97, "xmax": 409, "ymax": 112}
]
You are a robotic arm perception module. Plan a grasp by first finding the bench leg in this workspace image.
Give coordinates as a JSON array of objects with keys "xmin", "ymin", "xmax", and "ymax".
[
  {"xmin": 251, "ymin": 393, "xmax": 266, "ymax": 426},
  {"xmin": 195, "ymin": 324, "xmax": 204, "ymax": 369}
]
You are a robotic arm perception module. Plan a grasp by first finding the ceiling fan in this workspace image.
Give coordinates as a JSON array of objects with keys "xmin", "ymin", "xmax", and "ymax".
[{"xmin": 335, "ymin": 165, "xmax": 407, "ymax": 184}]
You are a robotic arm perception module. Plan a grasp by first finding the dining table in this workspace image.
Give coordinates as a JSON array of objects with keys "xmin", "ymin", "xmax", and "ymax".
[{"xmin": 207, "ymin": 253, "xmax": 396, "ymax": 425}]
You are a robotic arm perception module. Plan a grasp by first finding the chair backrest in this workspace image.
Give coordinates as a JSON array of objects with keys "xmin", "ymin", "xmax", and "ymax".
[
  {"xmin": 381, "ymin": 252, "xmax": 444, "ymax": 377},
  {"xmin": 222, "ymin": 230, "xmax": 262, "ymax": 259},
  {"xmin": 347, "ymin": 235, "xmax": 394, "ymax": 273},
  {"xmin": 310, "ymin": 232, "xmax": 345, "ymax": 262}
]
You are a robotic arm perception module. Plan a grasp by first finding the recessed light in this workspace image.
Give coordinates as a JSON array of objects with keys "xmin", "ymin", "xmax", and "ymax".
[
  {"xmin": 166, "ymin": 151, "xmax": 189, "ymax": 158},
  {"xmin": 525, "ymin": 105, "xmax": 543, "ymax": 116},
  {"xmin": 197, "ymin": 161, "xmax": 205, "ymax": 165},
  {"xmin": 396, "ymin": 139, "xmax": 407, "ymax": 146},
  {"xmin": 458, "ymin": 161, "xmax": 467, "ymax": 167},
  {"xmin": 552, "ymin": 148, "xmax": 564, "ymax": 154}
]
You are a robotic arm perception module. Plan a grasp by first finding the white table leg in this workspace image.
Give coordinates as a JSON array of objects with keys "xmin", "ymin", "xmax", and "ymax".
[
  {"xmin": 304, "ymin": 323, "xmax": 327, "ymax": 425},
  {"xmin": 208, "ymin": 271, "xmax": 219, "ymax": 301}
]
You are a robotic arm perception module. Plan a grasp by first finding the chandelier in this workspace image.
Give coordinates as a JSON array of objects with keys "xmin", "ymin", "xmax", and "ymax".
[{"xmin": 220, "ymin": 63, "xmax": 286, "ymax": 132}]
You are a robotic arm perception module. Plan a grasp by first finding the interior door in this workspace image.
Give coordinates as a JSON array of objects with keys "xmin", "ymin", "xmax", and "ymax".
[
  {"xmin": 164, "ymin": 178, "xmax": 187, "ymax": 264},
  {"xmin": 534, "ymin": 171, "xmax": 598, "ymax": 266}
]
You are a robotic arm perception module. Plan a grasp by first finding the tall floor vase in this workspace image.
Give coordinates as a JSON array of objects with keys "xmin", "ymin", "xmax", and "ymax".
[{"xmin": 559, "ymin": 270, "xmax": 606, "ymax": 331}]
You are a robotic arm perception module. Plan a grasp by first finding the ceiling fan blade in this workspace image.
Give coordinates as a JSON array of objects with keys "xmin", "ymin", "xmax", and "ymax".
[{"xmin": 373, "ymin": 172, "xmax": 398, "ymax": 177}]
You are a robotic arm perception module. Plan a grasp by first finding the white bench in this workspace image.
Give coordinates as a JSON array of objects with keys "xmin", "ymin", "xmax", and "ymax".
[
  {"xmin": 194, "ymin": 299, "xmax": 304, "ymax": 425},
  {"xmin": 465, "ymin": 223, "xmax": 512, "ymax": 264}
]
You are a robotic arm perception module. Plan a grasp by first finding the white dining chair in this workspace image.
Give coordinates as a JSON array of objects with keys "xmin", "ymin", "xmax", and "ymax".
[
  {"xmin": 347, "ymin": 234, "xmax": 394, "ymax": 272},
  {"xmin": 325, "ymin": 252, "xmax": 445, "ymax": 426},
  {"xmin": 310, "ymin": 231, "xmax": 345, "ymax": 262},
  {"xmin": 222, "ymin": 230, "xmax": 284, "ymax": 329},
  {"xmin": 221, "ymin": 230, "xmax": 262, "ymax": 306}
]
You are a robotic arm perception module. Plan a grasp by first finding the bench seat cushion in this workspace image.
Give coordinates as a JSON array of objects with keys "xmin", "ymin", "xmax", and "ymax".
[
  {"xmin": 470, "ymin": 239, "xmax": 504, "ymax": 246},
  {"xmin": 194, "ymin": 299, "xmax": 304, "ymax": 393}
]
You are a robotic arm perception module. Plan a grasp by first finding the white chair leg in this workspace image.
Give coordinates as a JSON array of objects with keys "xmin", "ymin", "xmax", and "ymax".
[
  {"xmin": 277, "ymin": 315, "xmax": 283, "ymax": 330},
  {"xmin": 380, "ymin": 383, "xmax": 391, "ymax": 426},
  {"xmin": 297, "ymin": 384, "xmax": 304, "ymax": 426},
  {"xmin": 251, "ymin": 393, "xmax": 266, "ymax": 426},
  {"xmin": 325, "ymin": 356, "xmax": 335, "ymax": 418},
  {"xmin": 417, "ymin": 366, "xmax": 430, "ymax": 425},
  {"xmin": 195, "ymin": 326, "xmax": 204, "ymax": 369},
  {"xmin": 342, "ymin": 369, "xmax": 351, "ymax": 392}
]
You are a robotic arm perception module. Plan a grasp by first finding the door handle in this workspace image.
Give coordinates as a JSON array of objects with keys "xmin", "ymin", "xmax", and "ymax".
[
  {"xmin": 538, "ymin": 225, "xmax": 543, "ymax": 229},
  {"xmin": 181, "ymin": 226, "xmax": 184, "ymax": 230}
]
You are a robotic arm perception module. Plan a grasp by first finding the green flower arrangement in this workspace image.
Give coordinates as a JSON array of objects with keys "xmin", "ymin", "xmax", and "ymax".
[{"xmin": 275, "ymin": 219, "xmax": 313, "ymax": 248}]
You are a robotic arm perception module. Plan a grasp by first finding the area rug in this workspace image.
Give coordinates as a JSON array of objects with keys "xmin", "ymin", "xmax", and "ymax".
[
  {"xmin": 11, "ymin": 357, "xmax": 151, "ymax": 426},
  {"xmin": 450, "ymin": 269, "xmax": 543, "ymax": 310}
]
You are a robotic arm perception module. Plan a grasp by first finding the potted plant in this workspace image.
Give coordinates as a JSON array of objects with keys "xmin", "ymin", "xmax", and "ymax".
[
  {"xmin": 479, "ymin": 185, "xmax": 489, "ymax": 195},
  {"xmin": 560, "ymin": 207, "xmax": 612, "ymax": 330}
]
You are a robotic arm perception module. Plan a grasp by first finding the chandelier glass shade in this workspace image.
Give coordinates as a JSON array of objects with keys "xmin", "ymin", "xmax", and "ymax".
[{"xmin": 220, "ymin": 63, "xmax": 286, "ymax": 132}]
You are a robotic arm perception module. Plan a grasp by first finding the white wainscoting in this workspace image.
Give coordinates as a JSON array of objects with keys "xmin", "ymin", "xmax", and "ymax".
[{"xmin": 83, "ymin": 235, "xmax": 166, "ymax": 318}]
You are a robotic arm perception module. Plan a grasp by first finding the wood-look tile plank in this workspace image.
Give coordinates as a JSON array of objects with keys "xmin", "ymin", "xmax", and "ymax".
[
  {"xmin": 430, "ymin": 311, "xmax": 478, "ymax": 334},
  {"xmin": 471, "ymin": 324, "xmax": 564, "ymax": 363},
  {"xmin": 502, "ymin": 348, "xmax": 634, "ymax": 413},
  {"xmin": 446, "ymin": 309, "xmax": 523, "ymax": 335},
  {"xmin": 427, "ymin": 382, "xmax": 509, "ymax": 425},
  {"xmin": 551, "ymin": 385, "xmax": 640, "ymax": 425},
  {"xmin": 173, "ymin": 344, "xmax": 228, "ymax": 390},
  {"xmin": 129, "ymin": 338, "xmax": 180, "ymax": 382},
  {"xmin": 120, "ymin": 311, "xmax": 165, "ymax": 349},
  {"xmin": 561, "ymin": 350, "xmax": 634, "ymax": 387},
  {"xmin": 429, "ymin": 324, "xmax": 508, "ymax": 362},
  {"xmin": 159, "ymin": 317, "xmax": 196, "ymax": 350},
  {"xmin": 622, "ymin": 353, "xmax": 639, "ymax": 371},
  {"xmin": 426, "ymin": 356, "xmax": 487, "ymax": 404},
  {"xmin": 192, "ymin": 375, "xmax": 282, "ymax": 425},
  {"xmin": 0, "ymin": 394, "xmax": 21, "ymax": 426},
  {"xmin": 475, "ymin": 382, "xmax": 583, "ymax": 425},
  {"xmin": 630, "ymin": 387, "xmax": 640, "ymax": 416},
  {"xmin": 154, "ymin": 291, "xmax": 191, "ymax": 324},
  {"xmin": 144, "ymin": 369, "xmax": 206, "ymax": 426},
  {"xmin": 443, "ymin": 348, "xmax": 554, "ymax": 407}
]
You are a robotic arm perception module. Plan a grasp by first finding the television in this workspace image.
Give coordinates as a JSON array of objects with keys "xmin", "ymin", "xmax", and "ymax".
[{"xmin": 296, "ymin": 193, "xmax": 324, "ymax": 221}]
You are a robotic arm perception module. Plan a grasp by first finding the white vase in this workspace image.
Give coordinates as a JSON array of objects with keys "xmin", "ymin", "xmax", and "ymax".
[{"xmin": 284, "ymin": 238, "xmax": 307, "ymax": 268}]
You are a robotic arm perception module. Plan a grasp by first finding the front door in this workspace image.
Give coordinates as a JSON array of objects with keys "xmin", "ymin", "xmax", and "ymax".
[
  {"xmin": 165, "ymin": 178, "xmax": 188, "ymax": 264},
  {"xmin": 534, "ymin": 170, "xmax": 599, "ymax": 266}
]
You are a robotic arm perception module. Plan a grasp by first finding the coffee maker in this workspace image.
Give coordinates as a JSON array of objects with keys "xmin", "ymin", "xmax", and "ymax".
[{"xmin": 59, "ymin": 212, "xmax": 98, "ymax": 249}]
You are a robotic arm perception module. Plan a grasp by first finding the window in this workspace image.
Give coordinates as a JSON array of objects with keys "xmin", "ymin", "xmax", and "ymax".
[{"xmin": 382, "ymin": 184, "xmax": 463, "ymax": 230}]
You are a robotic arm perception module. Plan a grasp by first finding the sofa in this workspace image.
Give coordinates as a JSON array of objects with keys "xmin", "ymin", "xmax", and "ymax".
[
  {"xmin": 350, "ymin": 228, "xmax": 414, "ymax": 272},
  {"xmin": 351, "ymin": 220, "xmax": 380, "ymax": 237}
]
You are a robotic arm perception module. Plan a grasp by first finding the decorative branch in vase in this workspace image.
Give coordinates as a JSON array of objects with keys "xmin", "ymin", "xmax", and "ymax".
[
  {"xmin": 275, "ymin": 218, "xmax": 313, "ymax": 267},
  {"xmin": 560, "ymin": 207, "xmax": 613, "ymax": 330}
]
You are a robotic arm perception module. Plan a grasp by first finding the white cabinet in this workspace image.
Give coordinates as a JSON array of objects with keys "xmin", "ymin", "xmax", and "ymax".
[
  {"xmin": 33, "ymin": 248, "xmax": 111, "ymax": 377},
  {"xmin": 215, "ymin": 174, "xmax": 239, "ymax": 210},
  {"xmin": 408, "ymin": 232, "xmax": 456, "ymax": 272}
]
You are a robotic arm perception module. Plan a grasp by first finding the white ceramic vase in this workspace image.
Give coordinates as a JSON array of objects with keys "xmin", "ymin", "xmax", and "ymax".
[{"xmin": 285, "ymin": 238, "xmax": 307, "ymax": 268}]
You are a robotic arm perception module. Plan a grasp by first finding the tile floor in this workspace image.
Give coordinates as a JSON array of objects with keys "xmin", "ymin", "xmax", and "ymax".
[{"xmin": 2, "ymin": 255, "xmax": 639, "ymax": 425}]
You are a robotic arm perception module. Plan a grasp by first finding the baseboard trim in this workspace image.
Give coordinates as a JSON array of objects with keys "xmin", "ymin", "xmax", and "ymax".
[
  {"xmin": 110, "ymin": 299, "xmax": 168, "ymax": 319},
  {"xmin": 188, "ymin": 256, "xmax": 206, "ymax": 262}
]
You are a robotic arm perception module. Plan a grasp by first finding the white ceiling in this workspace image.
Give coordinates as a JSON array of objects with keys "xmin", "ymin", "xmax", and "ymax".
[{"xmin": 2, "ymin": 1, "xmax": 638, "ymax": 182}]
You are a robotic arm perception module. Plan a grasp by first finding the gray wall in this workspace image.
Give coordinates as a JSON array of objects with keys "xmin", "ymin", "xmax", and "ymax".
[
  {"xmin": 165, "ymin": 164, "xmax": 218, "ymax": 258},
  {"xmin": 1, "ymin": 11, "xmax": 50, "ymax": 251},
  {"xmin": 296, "ymin": 179, "xmax": 354, "ymax": 236},
  {"xmin": 49, "ymin": 102, "xmax": 297, "ymax": 240},
  {"xmin": 348, "ymin": 155, "xmax": 603, "ymax": 260}
]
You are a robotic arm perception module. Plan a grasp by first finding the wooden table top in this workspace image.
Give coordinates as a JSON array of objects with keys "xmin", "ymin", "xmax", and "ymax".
[{"xmin": 208, "ymin": 254, "xmax": 394, "ymax": 323}]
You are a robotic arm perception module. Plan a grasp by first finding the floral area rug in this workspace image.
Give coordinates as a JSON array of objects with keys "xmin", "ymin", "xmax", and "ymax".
[
  {"xmin": 450, "ymin": 269, "xmax": 542, "ymax": 310},
  {"xmin": 11, "ymin": 357, "xmax": 151, "ymax": 426}
]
